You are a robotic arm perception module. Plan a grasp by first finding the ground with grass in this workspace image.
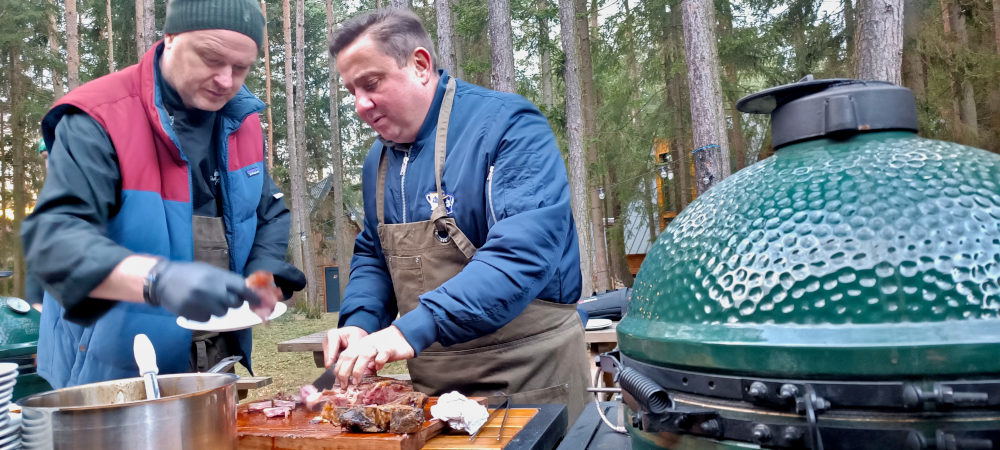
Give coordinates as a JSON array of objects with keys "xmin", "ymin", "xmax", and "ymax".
[{"xmin": 235, "ymin": 311, "xmax": 408, "ymax": 402}]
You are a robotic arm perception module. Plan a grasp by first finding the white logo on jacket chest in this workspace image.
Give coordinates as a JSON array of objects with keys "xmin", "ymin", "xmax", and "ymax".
[{"xmin": 425, "ymin": 192, "xmax": 455, "ymax": 214}]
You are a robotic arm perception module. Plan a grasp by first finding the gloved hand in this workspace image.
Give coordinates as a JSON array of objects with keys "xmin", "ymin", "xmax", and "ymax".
[{"xmin": 144, "ymin": 260, "xmax": 261, "ymax": 322}]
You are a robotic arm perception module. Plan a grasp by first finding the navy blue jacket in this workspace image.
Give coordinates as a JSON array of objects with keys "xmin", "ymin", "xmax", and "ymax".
[{"xmin": 339, "ymin": 72, "xmax": 582, "ymax": 354}]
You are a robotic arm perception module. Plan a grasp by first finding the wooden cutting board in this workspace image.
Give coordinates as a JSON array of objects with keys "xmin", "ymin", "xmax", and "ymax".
[{"xmin": 236, "ymin": 397, "xmax": 482, "ymax": 450}]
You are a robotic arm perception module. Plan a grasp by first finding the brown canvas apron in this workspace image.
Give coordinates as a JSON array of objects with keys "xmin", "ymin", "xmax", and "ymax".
[
  {"xmin": 189, "ymin": 215, "xmax": 235, "ymax": 373},
  {"xmin": 375, "ymin": 78, "xmax": 591, "ymax": 421}
]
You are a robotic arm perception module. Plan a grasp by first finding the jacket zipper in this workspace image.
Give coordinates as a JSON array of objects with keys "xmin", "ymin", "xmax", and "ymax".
[
  {"xmin": 487, "ymin": 165, "xmax": 497, "ymax": 226},
  {"xmin": 400, "ymin": 154, "xmax": 410, "ymax": 223}
]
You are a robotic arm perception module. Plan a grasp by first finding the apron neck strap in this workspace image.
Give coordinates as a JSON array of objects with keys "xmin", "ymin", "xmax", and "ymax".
[
  {"xmin": 430, "ymin": 77, "xmax": 457, "ymax": 223},
  {"xmin": 376, "ymin": 77, "xmax": 458, "ymax": 226}
]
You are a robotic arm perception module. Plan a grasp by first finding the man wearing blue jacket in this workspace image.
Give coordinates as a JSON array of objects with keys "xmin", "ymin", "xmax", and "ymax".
[{"xmin": 320, "ymin": 8, "xmax": 591, "ymax": 420}]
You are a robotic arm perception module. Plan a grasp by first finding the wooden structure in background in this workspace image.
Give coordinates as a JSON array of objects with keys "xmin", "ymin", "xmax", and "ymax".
[{"xmin": 654, "ymin": 138, "xmax": 697, "ymax": 230}]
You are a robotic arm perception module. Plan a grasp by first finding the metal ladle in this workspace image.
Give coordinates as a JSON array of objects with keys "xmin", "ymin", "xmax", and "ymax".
[{"xmin": 133, "ymin": 334, "xmax": 161, "ymax": 400}]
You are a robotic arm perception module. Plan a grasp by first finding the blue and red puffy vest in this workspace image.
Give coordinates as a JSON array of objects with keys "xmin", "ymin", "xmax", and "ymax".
[{"xmin": 37, "ymin": 42, "xmax": 266, "ymax": 388}]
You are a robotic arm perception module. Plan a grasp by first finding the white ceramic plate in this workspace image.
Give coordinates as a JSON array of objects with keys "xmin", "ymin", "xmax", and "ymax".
[
  {"xmin": 176, "ymin": 301, "xmax": 286, "ymax": 332},
  {"xmin": 0, "ymin": 364, "xmax": 17, "ymax": 378},
  {"xmin": 0, "ymin": 431, "xmax": 18, "ymax": 447},
  {"xmin": 585, "ymin": 318, "xmax": 613, "ymax": 331},
  {"xmin": 0, "ymin": 372, "xmax": 16, "ymax": 384},
  {"xmin": 0, "ymin": 420, "xmax": 17, "ymax": 439}
]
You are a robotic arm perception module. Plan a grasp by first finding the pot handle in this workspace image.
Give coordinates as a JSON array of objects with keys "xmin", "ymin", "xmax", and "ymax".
[{"xmin": 207, "ymin": 356, "xmax": 242, "ymax": 374}]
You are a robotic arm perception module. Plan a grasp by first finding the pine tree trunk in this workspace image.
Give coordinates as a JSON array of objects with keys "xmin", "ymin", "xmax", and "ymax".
[
  {"xmin": 281, "ymin": 0, "xmax": 305, "ymax": 305},
  {"xmin": 326, "ymin": 0, "xmax": 351, "ymax": 300},
  {"xmin": 435, "ymin": 0, "xmax": 457, "ymax": 73},
  {"xmin": 588, "ymin": 0, "xmax": 598, "ymax": 36},
  {"xmin": 903, "ymin": 0, "xmax": 927, "ymax": 97},
  {"xmin": 538, "ymin": 0, "xmax": 553, "ymax": 109},
  {"xmin": 487, "ymin": 0, "xmax": 516, "ymax": 92},
  {"xmin": 947, "ymin": 1, "xmax": 978, "ymax": 139},
  {"xmin": 705, "ymin": 2, "xmax": 730, "ymax": 175},
  {"xmin": 844, "ymin": 0, "xmax": 857, "ymax": 62},
  {"xmin": 854, "ymin": 0, "xmax": 903, "ymax": 83},
  {"xmin": 574, "ymin": 0, "xmax": 609, "ymax": 293},
  {"xmin": 940, "ymin": 0, "xmax": 951, "ymax": 33},
  {"xmin": 66, "ymin": 0, "xmax": 79, "ymax": 90},
  {"xmin": 666, "ymin": 1, "xmax": 691, "ymax": 209},
  {"xmin": 262, "ymin": 0, "xmax": 275, "ymax": 170},
  {"xmin": 107, "ymin": 0, "xmax": 115, "ymax": 72},
  {"xmin": 136, "ymin": 0, "xmax": 154, "ymax": 54},
  {"xmin": 11, "ymin": 47, "xmax": 27, "ymax": 298},
  {"xmin": 605, "ymin": 166, "xmax": 632, "ymax": 288},
  {"xmin": 293, "ymin": 0, "xmax": 318, "ymax": 310},
  {"xmin": 994, "ymin": 0, "xmax": 999, "ymax": 53},
  {"xmin": 624, "ymin": 0, "xmax": 638, "ymax": 124},
  {"xmin": 450, "ymin": 0, "xmax": 464, "ymax": 79},
  {"xmin": 144, "ymin": 0, "xmax": 155, "ymax": 45},
  {"xmin": 0, "ymin": 87, "xmax": 8, "ymax": 296},
  {"xmin": 47, "ymin": 0, "xmax": 65, "ymax": 100},
  {"xmin": 681, "ymin": 0, "xmax": 730, "ymax": 195},
  {"xmin": 717, "ymin": 1, "xmax": 746, "ymax": 171},
  {"xmin": 389, "ymin": 0, "xmax": 410, "ymax": 8},
  {"xmin": 136, "ymin": 0, "xmax": 146, "ymax": 55},
  {"xmin": 558, "ymin": 0, "xmax": 594, "ymax": 297}
]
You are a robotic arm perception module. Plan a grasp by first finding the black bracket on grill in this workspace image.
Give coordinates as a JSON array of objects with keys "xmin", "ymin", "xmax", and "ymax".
[
  {"xmin": 610, "ymin": 352, "xmax": 1000, "ymax": 412},
  {"xmin": 598, "ymin": 351, "xmax": 1000, "ymax": 449}
]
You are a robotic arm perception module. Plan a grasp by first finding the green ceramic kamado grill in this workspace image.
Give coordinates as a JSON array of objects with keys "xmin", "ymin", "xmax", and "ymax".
[
  {"xmin": 0, "ymin": 271, "xmax": 51, "ymax": 401},
  {"xmin": 598, "ymin": 78, "xmax": 1000, "ymax": 449}
]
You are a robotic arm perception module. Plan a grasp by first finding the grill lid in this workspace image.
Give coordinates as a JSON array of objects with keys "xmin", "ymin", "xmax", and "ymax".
[
  {"xmin": 736, "ymin": 75, "xmax": 918, "ymax": 148},
  {"xmin": 620, "ymin": 78, "xmax": 1000, "ymax": 379}
]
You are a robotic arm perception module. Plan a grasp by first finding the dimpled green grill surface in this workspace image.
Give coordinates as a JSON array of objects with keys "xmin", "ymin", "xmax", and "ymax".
[{"xmin": 620, "ymin": 131, "xmax": 1000, "ymax": 377}]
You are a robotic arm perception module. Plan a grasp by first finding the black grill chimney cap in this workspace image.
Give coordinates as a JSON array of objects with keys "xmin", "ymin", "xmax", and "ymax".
[{"xmin": 736, "ymin": 75, "xmax": 919, "ymax": 149}]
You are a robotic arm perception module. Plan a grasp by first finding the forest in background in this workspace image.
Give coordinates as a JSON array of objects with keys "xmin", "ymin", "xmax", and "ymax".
[{"xmin": 1, "ymin": 0, "xmax": 997, "ymax": 310}]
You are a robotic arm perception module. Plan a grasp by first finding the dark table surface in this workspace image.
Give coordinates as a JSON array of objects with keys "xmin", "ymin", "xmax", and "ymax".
[{"xmin": 556, "ymin": 401, "xmax": 631, "ymax": 450}]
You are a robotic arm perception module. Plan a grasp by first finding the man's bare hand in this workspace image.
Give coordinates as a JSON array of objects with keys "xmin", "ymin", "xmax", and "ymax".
[
  {"xmin": 322, "ymin": 326, "xmax": 369, "ymax": 369},
  {"xmin": 333, "ymin": 326, "xmax": 415, "ymax": 389}
]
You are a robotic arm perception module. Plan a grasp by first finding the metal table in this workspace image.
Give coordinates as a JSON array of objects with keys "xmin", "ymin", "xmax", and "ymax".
[{"xmin": 556, "ymin": 402, "xmax": 631, "ymax": 450}]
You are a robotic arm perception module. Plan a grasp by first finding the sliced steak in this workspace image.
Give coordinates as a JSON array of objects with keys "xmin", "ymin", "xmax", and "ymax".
[
  {"xmin": 263, "ymin": 406, "xmax": 291, "ymax": 418},
  {"xmin": 247, "ymin": 400, "xmax": 273, "ymax": 413},
  {"xmin": 317, "ymin": 379, "xmax": 429, "ymax": 433}
]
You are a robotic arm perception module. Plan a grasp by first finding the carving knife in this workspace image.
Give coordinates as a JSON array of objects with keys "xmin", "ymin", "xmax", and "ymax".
[{"xmin": 311, "ymin": 366, "xmax": 338, "ymax": 391}]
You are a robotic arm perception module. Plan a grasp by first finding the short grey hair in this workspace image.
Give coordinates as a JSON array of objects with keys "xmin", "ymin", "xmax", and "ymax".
[{"xmin": 329, "ymin": 8, "xmax": 438, "ymax": 71}]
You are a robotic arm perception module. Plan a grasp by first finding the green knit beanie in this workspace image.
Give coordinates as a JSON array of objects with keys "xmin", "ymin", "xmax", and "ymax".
[{"xmin": 164, "ymin": 0, "xmax": 265, "ymax": 49}]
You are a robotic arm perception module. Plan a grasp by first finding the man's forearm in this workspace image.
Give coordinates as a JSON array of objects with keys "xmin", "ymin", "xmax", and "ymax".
[{"xmin": 89, "ymin": 254, "xmax": 161, "ymax": 303}]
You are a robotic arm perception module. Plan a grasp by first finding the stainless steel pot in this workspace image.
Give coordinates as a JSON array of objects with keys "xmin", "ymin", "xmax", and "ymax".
[{"xmin": 18, "ymin": 373, "xmax": 237, "ymax": 449}]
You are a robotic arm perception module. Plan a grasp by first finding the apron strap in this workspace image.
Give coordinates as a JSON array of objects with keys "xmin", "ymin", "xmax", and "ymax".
[
  {"xmin": 377, "ymin": 146, "xmax": 389, "ymax": 225},
  {"xmin": 430, "ymin": 78, "xmax": 457, "ymax": 225}
]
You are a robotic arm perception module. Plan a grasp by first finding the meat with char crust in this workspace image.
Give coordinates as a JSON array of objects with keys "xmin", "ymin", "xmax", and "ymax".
[{"xmin": 316, "ymin": 377, "xmax": 428, "ymax": 433}]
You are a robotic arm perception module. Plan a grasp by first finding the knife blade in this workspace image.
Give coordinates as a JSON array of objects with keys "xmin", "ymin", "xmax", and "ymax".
[
  {"xmin": 311, "ymin": 366, "xmax": 338, "ymax": 391},
  {"xmin": 303, "ymin": 367, "xmax": 338, "ymax": 412}
]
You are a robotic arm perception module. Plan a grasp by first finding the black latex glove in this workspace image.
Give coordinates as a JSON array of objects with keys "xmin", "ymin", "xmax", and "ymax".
[{"xmin": 144, "ymin": 260, "xmax": 261, "ymax": 321}]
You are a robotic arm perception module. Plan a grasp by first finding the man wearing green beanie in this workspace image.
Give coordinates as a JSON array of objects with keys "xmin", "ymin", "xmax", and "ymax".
[{"xmin": 23, "ymin": 0, "xmax": 306, "ymax": 389}]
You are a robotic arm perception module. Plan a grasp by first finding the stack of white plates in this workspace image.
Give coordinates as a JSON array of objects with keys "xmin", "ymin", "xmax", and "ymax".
[
  {"xmin": 19, "ymin": 407, "xmax": 50, "ymax": 450},
  {"xmin": 0, "ymin": 362, "xmax": 20, "ymax": 450}
]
